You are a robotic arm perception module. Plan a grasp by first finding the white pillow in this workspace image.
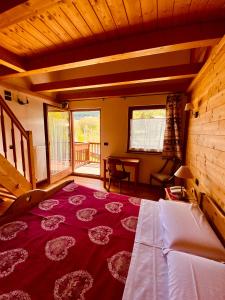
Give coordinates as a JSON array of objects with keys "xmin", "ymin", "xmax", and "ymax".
[
  {"xmin": 159, "ymin": 199, "xmax": 225, "ymax": 261},
  {"xmin": 167, "ymin": 250, "xmax": 225, "ymax": 300}
]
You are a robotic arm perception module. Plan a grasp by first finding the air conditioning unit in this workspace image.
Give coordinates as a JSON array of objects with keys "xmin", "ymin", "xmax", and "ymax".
[{"xmin": 4, "ymin": 90, "xmax": 12, "ymax": 101}]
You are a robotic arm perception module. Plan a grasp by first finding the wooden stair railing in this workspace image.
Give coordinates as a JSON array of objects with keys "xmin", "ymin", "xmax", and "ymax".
[{"xmin": 0, "ymin": 96, "xmax": 36, "ymax": 189}]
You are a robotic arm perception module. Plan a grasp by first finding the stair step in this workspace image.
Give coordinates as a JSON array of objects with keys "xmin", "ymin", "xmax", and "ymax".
[
  {"xmin": 0, "ymin": 192, "xmax": 16, "ymax": 200},
  {"xmin": 0, "ymin": 185, "xmax": 16, "ymax": 216},
  {"xmin": 0, "ymin": 185, "xmax": 17, "ymax": 200},
  {"xmin": 0, "ymin": 198, "xmax": 15, "ymax": 216},
  {"xmin": 0, "ymin": 186, "xmax": 9, "ymax": 193},
  {"xmin": 0, "ymin": 153, "xmax": 32, "ymax": 197}
]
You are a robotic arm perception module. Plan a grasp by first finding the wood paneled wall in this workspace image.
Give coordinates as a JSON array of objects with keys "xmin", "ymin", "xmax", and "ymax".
[{"xmin": 186, "ymin": 36, "xmax": 225, "ymax": 213}]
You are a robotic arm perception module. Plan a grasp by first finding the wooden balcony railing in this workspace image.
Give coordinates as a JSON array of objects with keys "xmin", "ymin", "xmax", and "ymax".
[
  {"xmin": 74, "ymin": 142, "xmax": 100, "ymax": 169},
  {"xmin": 0, "ymin": 96, "xmax": 36, "ymax": 188}
]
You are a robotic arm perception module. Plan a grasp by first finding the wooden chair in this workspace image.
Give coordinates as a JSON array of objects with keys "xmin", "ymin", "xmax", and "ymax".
[
  {"xmin": 150, "ymin": 158, "xmax": 181, "ymax": 188},
  {"xmin": 107, "ymin": 158, "xmax": 130, "ymax": 193}
]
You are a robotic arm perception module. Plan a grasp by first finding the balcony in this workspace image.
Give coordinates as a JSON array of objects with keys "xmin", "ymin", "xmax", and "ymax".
[{"xmin": 74, "ymin": 142, "xmax": 100, "ymax": 176}]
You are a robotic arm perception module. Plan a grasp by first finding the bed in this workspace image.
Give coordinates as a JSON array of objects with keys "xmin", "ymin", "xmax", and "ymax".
[
  {"xmin": 124, "ymin": 195, "xmax": 225, "ymax": 300},
  {"xmin": 0, "ymin": 180, "xmax": 141, "ymax": 299},
  {"xmin": 0, "ymin": 180, "xmax": 225, "ymax": 300},
  {"xmin": 123, "ymin": 200, "xmax": 168, "ymax": 300}
]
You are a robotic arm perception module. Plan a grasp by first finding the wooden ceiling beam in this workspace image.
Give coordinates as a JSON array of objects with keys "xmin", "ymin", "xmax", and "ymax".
[
  {"xmin": 31, "ymin": 63, "xmax": 201, "ymax": 92},
  {"xmin": 57, "ymin": 80, "xmax": 190, "ymax": 101},
  {"xmin": 0, "ymin": 20, "xmax": 223, "ymax": 80},
  {"xmin": 0, "ymin": 47, "xmax": 26, "ymax": 72},
  {"xmin": 0, "ymin": 0, "xmax": 27, "ymax": 14},
  {"xmin": 0, "ymin": 65, "xmax": 16, "ymax": 76}
]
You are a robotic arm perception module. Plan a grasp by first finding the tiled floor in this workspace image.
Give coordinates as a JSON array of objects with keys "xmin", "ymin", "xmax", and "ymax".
[{"xmin": 74, "ymin": 162, "xmax": 100, "ymax": 176}]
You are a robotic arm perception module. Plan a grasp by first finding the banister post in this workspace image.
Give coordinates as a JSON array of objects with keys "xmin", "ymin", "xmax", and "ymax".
[
  {"xmin": 27, "ymin": 131, "xmax": 36, "ymax": 189},
  {"xmin": 87, "ymin": 142, "xmax": 90, "ymax": 162}
]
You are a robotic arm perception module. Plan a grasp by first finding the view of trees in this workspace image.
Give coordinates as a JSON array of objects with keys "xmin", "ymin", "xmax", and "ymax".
[
  {"xmin": 73, "ymin": 111, "xmax": 100, "ymax": 143},
  {"xmin": 133, "ymin": 109, "xmax": 166, "ymax": 119}
]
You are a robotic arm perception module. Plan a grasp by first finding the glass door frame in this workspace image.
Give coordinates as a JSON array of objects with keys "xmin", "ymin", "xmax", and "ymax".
[
  {"xmin": 44, "ymin": 104, "xmax": 73, "ymax": 184},
  {"xmin": 71, "ymin": 108, "xmax": 101, "ymax": 178}
]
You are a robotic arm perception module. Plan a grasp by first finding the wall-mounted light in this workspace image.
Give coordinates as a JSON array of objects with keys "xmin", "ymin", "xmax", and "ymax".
[
  {"xmin": 184, "ymin": 103, "xmax": 199, "ymax": 118},
  {"xmin": 17, "ymin": 96, "xmax": 29, "ymax": 105}
]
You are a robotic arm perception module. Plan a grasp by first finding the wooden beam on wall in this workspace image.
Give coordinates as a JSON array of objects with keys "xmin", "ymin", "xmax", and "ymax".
[
  {"xmin": 0, "ymin": 81, "xmax": 58, "ymax": 105},
  {"xmin": 0, "ymin": 47, "xmax": 26, "ymax": 72},
  {"xmin": 188, "ymin": 34, "xmax": 225, "ymax": 92},
  {"xmin": 31, "ymin": 63, "xmax": 202, "ymax": 92},
  {"xmin": 57, "ymin": 80, "xmax": 190, "ymax": 101},
  {"xmin": 0, "ymin": 20, "xmax": 223, "ymax": 79}
]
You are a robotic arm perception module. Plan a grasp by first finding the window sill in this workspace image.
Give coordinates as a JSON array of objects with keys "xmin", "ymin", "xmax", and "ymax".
[{"xmin": 127, "ymin": 150, "xmax": 162, "ymax": 155}]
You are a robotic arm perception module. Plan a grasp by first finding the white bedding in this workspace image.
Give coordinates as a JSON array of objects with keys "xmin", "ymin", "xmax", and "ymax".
[
  {"xmin": 135, "ymin": 199, "xmax": 164, "ymax": 248},
  {"xmin": 123, "ymin": 200, "xmax": 168, "ymax": 300},
  {"xmin": 124, "ymin": 199, "xmax": 225, "ymax": 300},
  {"xmin": 167, "ymin": 250, "xmax": 225, "ymax": 300},
  {"xmin": 159, "ymin": 199, "xmax": 225, "ymax": 261}
]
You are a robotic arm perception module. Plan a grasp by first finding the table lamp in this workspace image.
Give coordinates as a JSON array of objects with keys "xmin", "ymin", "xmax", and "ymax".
[{"xmin": 174, "ymin": 165, "xmax": 193, "ymax": 197}]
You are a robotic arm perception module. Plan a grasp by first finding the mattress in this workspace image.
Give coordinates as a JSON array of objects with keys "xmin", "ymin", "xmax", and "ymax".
[{"xmin": 123, "ymin": 199, "xmax": 168, "ymax": 300}]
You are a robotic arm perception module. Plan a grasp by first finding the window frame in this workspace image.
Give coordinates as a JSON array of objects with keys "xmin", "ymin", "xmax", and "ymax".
[{"xmin": 127, "ymin": 105, "xmax": 166, "ymax": 154}]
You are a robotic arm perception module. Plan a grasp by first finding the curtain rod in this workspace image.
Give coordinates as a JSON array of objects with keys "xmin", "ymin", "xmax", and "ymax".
[
  {"xmin": 121, "ymin": 92, "xmax": 172, "ymax": 98},
  {"xmin": 69, "ymin": 91, "xmax": 185, "ymax": 102}
]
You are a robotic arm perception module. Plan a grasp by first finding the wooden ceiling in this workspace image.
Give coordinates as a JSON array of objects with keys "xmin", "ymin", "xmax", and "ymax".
[{"xmin": 0, "ymin": 0, "xmax": 225, "ymax": 100}]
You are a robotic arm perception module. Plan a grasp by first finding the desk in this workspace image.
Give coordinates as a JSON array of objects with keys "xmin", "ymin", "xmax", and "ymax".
[{"xmin": 103, "ymin": 156, "xmax": 140, "ymax": 188}]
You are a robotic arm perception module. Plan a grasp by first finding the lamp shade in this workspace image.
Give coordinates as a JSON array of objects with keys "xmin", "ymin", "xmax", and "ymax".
[{"xmin": 174, "ymin": 165, "xmax": 193, "ymax": 179}]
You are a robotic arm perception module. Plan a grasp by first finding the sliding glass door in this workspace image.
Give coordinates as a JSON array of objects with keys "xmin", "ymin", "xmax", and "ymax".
[{"xmin": 45, "ymin": 105, "xmax": 72, "ymax": 183}]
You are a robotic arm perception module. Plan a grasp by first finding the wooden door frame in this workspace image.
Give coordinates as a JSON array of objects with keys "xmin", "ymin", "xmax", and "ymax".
[
  {"xmin": 71, "ymin": 108, "xmax": 101, "ymax": 178},
  {"xmin": 43, "ymin": 103, "xmax": 72, "ymax": 184}
]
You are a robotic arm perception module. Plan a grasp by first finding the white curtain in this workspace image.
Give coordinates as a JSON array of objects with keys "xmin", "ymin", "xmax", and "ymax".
[
  {"xmin": 130, "ymin": 118, "xmax": 166, "ymax": 151},
  {"xmin": 48, "ymin": 112, "xmax": 70, "ymax": 174}
]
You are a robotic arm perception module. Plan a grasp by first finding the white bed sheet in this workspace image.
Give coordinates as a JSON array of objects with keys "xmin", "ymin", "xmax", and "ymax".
[
  {"xmin": 135, "ymin": 199, "xmax": 164, "ymax": 247},
  {"xmin": 123, "ymin": 200, "xmax": 168, "ymax": 300},
  {"xmin": 167, "ymin": 250, "xmax": 225, "ymax": 300}
]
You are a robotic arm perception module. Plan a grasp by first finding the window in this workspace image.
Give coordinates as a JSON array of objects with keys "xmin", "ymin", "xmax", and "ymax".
[{"xmin": 128, "ymin": 106, "xmax": 166, "ymax": 153}]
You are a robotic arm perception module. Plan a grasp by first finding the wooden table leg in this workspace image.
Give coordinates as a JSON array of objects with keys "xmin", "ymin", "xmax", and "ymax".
[
  {"xmin": 103, "ymin": 159, "xmax": 106, "ymax": 188},
  {"xmin": 134, "ymin": 164, "xmax": 139, "ymax": 186}
]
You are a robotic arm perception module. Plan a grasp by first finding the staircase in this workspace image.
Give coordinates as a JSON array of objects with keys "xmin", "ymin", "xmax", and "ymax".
[
  {"xmin": 0, "ymin": 185, "xmax": 16, "ymax": 216},
  {"xmin": 0, "ymin": 95, "xmax": 36, "ymax": 199}
]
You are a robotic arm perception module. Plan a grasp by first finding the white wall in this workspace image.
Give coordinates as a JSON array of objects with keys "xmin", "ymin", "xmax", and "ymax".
[
  {"xmin": 70, "ymin": 94, "xmax": 168, "ymax": 184},
  {"xmin": 0, "ymin": 86, "xmax": 47, "ymax": 182},
  {"xmin": 0, "ymin": 84, "xmax": 186, "ymax": 185}
]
